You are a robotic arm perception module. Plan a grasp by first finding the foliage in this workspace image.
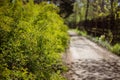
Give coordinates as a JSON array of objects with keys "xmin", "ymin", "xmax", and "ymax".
[
  {"xmin": 67, "ymin": 0, "xmax": 119, "ymax": 26},
  {"xmin": 111, "ymin": 43, "xmax": 120, "ymax": 55},
  {"xmin": 75, "ymin": 29, "xmax": 87, "ymax": 36},
  {"xmin": 66, "ymin": 0, "xmax": 86, "ymax": 26},
  {"xmin": 0, "ymin": 0, "xmax": 69, "ymax": 80},
  {"xmin": 50, "ymin": 71, "xmax": 66, "ymax": 80},
  {"xmin": 99, "ymin": 35, "xmax": 105, "ymax": 41}
]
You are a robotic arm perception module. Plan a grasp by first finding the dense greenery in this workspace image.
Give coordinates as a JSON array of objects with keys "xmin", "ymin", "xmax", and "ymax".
[
  {"xmin": 67, "ymin": 0, "xmax": 120, "ymax": 23},
  {"xmin": 34, "ymin": 0, "xmax": 75, "ymax": 18},
  {"xmin": 0, "ymin": 0, "xmax": 69, "ymax": 80}
]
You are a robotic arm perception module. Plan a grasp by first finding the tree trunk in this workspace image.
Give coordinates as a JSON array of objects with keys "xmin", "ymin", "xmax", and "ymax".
[{"xmin": 84, "ymin": 0, "xmax": 90, "ymax": 30}]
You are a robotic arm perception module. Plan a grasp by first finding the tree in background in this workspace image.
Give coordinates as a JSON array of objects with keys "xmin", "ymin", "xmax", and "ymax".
[{"xmin": 33, "ymin": 0, "xmax": 75, "ymax": 17}]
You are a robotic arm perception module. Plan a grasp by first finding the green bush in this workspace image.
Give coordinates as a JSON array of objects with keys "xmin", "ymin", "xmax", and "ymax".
[
  {"xmin": 112, "ymin": 43, "xmax": 120, "ymax": 55},
  {"xmin": 74, "ymin": 29, "xmax": 87, "ymax": 36},
  {"xmin": 0, "ymin": 1, "xmax": 69, "ymax": 80}
]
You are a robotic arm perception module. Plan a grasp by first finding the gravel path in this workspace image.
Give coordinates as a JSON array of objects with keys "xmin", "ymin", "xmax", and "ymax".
[{"xmin": 63, "ymin": 30, "xmax": 120, "ymax": 80}]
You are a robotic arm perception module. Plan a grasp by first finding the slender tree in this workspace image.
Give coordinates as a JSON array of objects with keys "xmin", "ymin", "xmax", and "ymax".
[{"xmin": 84, "ymin": 0, "xmax": 90, "ymax": 29}]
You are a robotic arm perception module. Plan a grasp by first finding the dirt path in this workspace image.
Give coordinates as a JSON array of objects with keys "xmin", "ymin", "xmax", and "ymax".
[{"xmin": 63, "ymin": 30, "xmax": 120, "ymax": 80}]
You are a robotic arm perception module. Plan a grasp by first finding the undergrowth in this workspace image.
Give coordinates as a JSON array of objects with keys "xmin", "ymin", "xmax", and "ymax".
[
  {"xmin": 0, "ymin": 0, "xmax": 69, "ymax": 80},
  {"xmin": 111, "ymin": 43, "xmax": 120, "ymax": 55}
]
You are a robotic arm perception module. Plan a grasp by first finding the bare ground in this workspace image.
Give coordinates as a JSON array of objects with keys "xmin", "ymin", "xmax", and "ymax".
[{"xmin": 63, "ymin": 30, "xmax": 120, "ymax": 80}]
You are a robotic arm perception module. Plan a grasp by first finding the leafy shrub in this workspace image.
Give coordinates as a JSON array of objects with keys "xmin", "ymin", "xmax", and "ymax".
[
  {"xmin": 0, "ymin": 0, "xmax": 69, "ymax": 80},
  {"xmin": 112, "ymin": 43, "xmax": 120, "ymax": 55},
  {"xmin": 74, "ymin": 29, "xmax": 87, "ymax": 36},
  {"xmin": 99, "ymin": 35, "xmax": 105, "ymax": 41}
]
